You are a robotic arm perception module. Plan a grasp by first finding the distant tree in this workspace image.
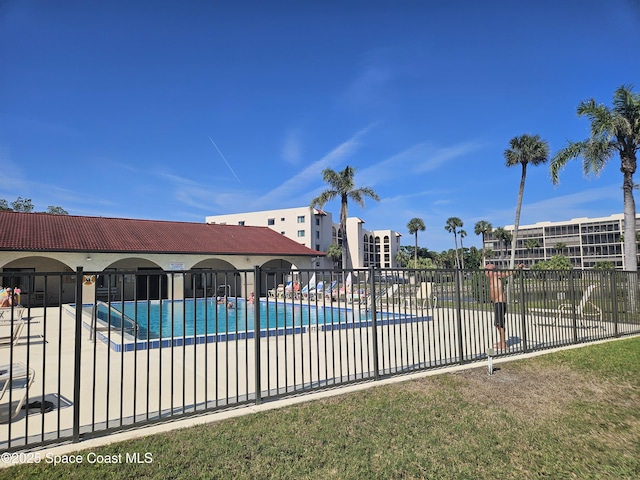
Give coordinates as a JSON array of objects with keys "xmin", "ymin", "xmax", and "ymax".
[
  {"xmin": 0, "ymin": 197, "xmax": 68, "ymax": 214},
  {"xmin": 474, "ymin": 220, "xmax": 493, "ymax": 267},
  {"xmin": 46, "ymin": 206, "xmax": 69, "ymax": 215},
  {"xmin": 311, "ymin": 166, "xmax": 380, "ymax": 269},
  {"xmin": 593, "ymin": 261, "xmax": 616, "ymax": 270},
  {"xmin": 407, "ymin": 218, "xmax": 426, "ymax": 267},
  {"xmin": 493, "ymin": 227, "xmax": 513, "ymax": 258},
  {"xmin": 11, "ymin": 197, "xmax": 34, "ymax": 212},
  {"xmin": 524, "ymin": 239, "xmax": 540, "ymax": 251},
  {"xmin": 326, "ymin": 243, "xmax": 343, "ymax": 267},
  {"xmin": 553, "ymin": 242, "xmax": 567, "ymax": 254},
  {"xmin": 444, "ymin": 217, "xmax": 464, "ymax": 269},
  {"xmin": 395, "ymin": 249, "xmax": 410, "ymax": 267},
  {"xmin": 464, "ymin": 246, "xmax": 483, "ymax": 270},
  {"xmin": 505, "ymin": 134, "xmax": 550, "ymax": 270},
  {"xmin": 551, "ymin": 85, "xmax": 640, "ymax": 273},
  {"xmin": 533, "ymin": 255, "xmax": 572, "ymax": 270}
]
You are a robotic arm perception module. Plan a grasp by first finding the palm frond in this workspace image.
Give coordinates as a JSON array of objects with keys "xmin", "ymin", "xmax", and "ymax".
[
  {"xmin": 582, "ymin": 140, "xmax": 616, "ymax": 176},
  {"xmin": 613, "ymin": 84, "xmax": 640, "ymax": 121},
  {"xmin": 549, "ymin": 141, "xmax": 585, "ymax": 184},
  {"xmin": 310, "ymin": 190, "xmax": 337, "ymax": 208}
]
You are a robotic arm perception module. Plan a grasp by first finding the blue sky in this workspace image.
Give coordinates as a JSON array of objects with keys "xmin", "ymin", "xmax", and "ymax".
[{"xmin": 1, "ymin": 1, "xmax": 639, "ymax": 252}]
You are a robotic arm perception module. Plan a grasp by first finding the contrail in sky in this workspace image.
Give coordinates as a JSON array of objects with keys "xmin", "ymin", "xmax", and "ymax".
[{"xmin": 208, "ymin": 136, "xmax": 241, "ymax": 183}]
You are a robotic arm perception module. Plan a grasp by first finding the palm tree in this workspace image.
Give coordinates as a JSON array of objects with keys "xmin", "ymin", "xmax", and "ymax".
[
  {"xmin": 493, "ymin": 227, "xmax": 513, "ymax": 261},
  {"xmin": 326, "ymin": 242, "xmax": 343, "ymax": 267},
  {"xmin": 524, "ymin": 238, "xmax": 540, "ymax": 256},
  {"xmin": 505, "ymin": 134, "xmax": 549, "ymax": 270},
  {"xmin": 474, "ymin": 220, "xmax": 493, "ymax": 267},
  {"xmin": 550, "ymin": 85, "xmax": 640, "ymax": 273},
  {"xmin": 310, "ymin": 166, "xmax": 380, "ymax": 269},
  {"xmin": 407, "ymin": 217, "xmax": 426, "ymax": 267},
  {"xmin": 554, "ymin": 242, "xmax": 567, "ymax": 255},
  {"xmin": 459, "ymin": 229, "xmax": 467, "ymax": 269},
  {"xmin": 444, "ymin": 217, "xmax": 463, "ymax": 269}
]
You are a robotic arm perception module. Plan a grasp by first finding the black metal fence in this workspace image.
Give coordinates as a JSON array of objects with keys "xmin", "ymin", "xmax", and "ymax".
[{"xmin": 1, "ymin": 266, "xmax": 639, "ymax": 452}]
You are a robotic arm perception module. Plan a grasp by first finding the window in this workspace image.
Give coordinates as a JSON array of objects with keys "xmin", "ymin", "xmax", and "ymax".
[
  {"xmin": 297, "ymin": 215, "xmax": 305, "ymax": 223},
  {"xmin": 281, "ymin": 218, "xmax": 285, "ymax": 221},
  {"xmin": 297, "ymin": 230, "xmax": 305, "ymax": 237},
  {"xmin": 315, "ymin": 218, "xmax": 320, "ymax": 226},
  {"xmin": 238, "ymin": 221, "xmax": 245, "ymax": 226},
  {"xmin": 268, "ymin": 218, "xmax": 275, "ymax": 225},
  {"xmin": 315, "ymin": 231, "xmax": 320, "ymax": 239}
]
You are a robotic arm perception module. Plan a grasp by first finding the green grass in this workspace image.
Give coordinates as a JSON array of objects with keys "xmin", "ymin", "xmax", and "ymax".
[{"xmin": 3, "ymin": 337, "xmax": 640, "ymax": 479}]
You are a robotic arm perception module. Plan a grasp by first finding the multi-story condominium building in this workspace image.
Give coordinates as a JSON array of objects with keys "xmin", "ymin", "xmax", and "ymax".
[
  {"xmin": 206, "ymin": 207, "xmax": 402, "ymax": 269},
  {"xmin": 485, "ymin": 213, "xmax": 640, "ymax": 270}
]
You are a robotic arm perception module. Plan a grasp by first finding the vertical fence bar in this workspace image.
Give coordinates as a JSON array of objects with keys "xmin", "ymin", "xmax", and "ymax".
[
  {"xmin": 72, "ymin": 267, "xmax": 84, "ymax": 443},
  {"xmin": 568, "ymin": 272, "xmax": 578, "ymax": 344},
  {"xmin": 610, "ymin": 271, "xmax": 620, "ymax": 337},
  {"xmin": 454, "ymin": 270, "xmax": 465, "ymax": 364},
  {"xmin": 369, "ymin": 266, "xmax": 379, "ymax": 381},
  {"xmin": 254, "ymin": 266, "xmax": 262, "ymax": 405},
  {"xmin": 519, "ymin": 271, "xmax": 528, "ymax": 353}
]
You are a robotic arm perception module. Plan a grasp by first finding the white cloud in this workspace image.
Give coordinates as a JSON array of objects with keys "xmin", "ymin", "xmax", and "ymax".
[
  {"xmin": 255, "ymin": 125, "xmax": 376, "ymax": 207},
  {"xmin": 281, "ymin": 129, "xmax": 302, "ymax": 165},
  {"xmin": 353, "ymin": 140, "xmax": 486, "ymax": 192}
]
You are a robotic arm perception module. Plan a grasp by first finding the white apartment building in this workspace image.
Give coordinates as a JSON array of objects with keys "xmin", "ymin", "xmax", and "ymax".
[
  {"xmin": 485, "ymin": 213, "xmax": 640, "ymax": 270},
  {"xmin": 206, "ymin": 206, "xmax": 402, "ymax": 269}
]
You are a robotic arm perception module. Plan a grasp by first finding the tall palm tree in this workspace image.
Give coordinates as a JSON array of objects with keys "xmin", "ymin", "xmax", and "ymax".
[
  {"xmin": 474, "ymin": 220, "xmax": 493, "ymax": 267},
  {"xmin": 505, "ymin": 134, "xmax": 550, "ymax": 269},
  {"xmin": 550, "ymin": 85, "xmax": 640, "ymax": 273},
  {"xmin": 407, "ymin": 217, "xmax": 426, "ymax": 267},
  {"xmin": 310, "ymin": 166, "xmax": 380, "ymax": 269},
  {"xmin": 444, "ymin": 217, "xmax": 463, "ymax": 269},
  {"xmin": 459, "ymin": 229, "xmax": 467, "ymax": 269}
]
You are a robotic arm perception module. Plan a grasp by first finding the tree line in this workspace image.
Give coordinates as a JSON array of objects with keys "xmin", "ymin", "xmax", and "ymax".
[{"xmin": 0, "ymin": 196, "xmax": 68, "ymax": 215}]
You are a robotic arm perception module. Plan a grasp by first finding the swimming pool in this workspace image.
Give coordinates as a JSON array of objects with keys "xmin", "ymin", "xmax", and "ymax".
[{"xmin": 95, "ymin": 298, "xmax": 379, "ymax": 340}]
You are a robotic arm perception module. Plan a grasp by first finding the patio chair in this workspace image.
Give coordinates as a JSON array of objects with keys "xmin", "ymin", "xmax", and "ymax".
[
  {"xmin": 0, "ymin": 362, "xmax": 36, "ymax": 423},
  {"xmin": 408, "ymin": 282, "xmax": 437, "ymax": 309},
  {"xmin": 529, "ymin": 284, "xmax": 602, "ymax": 327},
  {"xmin": 0, "ymin": 308, "xmax": 26, "ymax": 347},
  {"xmin": 0, "ymin": 305, "xmax": 25, "ymax": 321},
  {"xmin": 371, "ymin": 283, "xmax": 399, "ymax": 307}
]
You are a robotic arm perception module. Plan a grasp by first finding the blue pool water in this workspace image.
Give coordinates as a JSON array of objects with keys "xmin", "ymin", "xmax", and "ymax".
[{"xmin": 96, "ymin": 298, "xmax": 379, "ymax": 340}]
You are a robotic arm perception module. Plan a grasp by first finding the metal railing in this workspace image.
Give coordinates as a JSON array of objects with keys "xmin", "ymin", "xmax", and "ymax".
[{"xmin": 1, "ymin": 266, "xmax": 639, "ymax": 451}]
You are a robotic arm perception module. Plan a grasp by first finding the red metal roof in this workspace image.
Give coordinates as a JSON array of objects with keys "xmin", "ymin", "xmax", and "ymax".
[{"xmin": 0, "ymin": 211, "xmax": 323, "ymax": 257}]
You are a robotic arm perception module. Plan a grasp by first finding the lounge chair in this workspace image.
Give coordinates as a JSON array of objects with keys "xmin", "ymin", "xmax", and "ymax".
[
  {"xmin": 0, "ymin": 308, "xmax": 26, "ymax": 347},
  {"xmin": 0, "ymin": 305, "xmax": 25, "ymax": 321},
  {"xmin": 529, "ymin": 284, "xmax": 602, "ymax": 327},
  {"xmin": 0, "ymin": 362, "xmax": 36, "ymax": 423},
  {"xmin": 308, "ymin": 281, "xmax": 324, "ymax": 301},
  {"xmin": 403, "ymin": 282, "xmax": 437, "ymax": 309},
  {"xmin": 418, "ymin": 282, "xmax": 437, "ymax": 309},
  {"xmin": 370, "ymin": 283, "xmax": 399, "ymax": 307}
]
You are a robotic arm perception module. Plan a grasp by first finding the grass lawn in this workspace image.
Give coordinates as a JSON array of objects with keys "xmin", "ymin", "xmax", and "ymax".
[{"xmin": 3, "ymin": 337, "xmax": 640, "ymax": 479}]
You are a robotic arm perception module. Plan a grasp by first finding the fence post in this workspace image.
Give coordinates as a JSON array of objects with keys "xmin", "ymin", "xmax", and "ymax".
[
  {"xmin": 254, "ymin": 266, "xmax": 262, "ymax": 405},
  {"xmin": 519, "ymin": 271, "xmax": 528, "ymax": 353},
  {"xmin": 568, "ymin": 272, "xmax": 578, "ymax": 344},
  {"xmin": 369, "ymin": 265, "xmax": 379, "ymax": 381},
  {"xmin": 73, "ymin": 267, "xmax": 84, "ymax": 443},
  {"xmin": 454, "ymin": 270, "xmax": 465, "ymax": 365},
  {"xmin": 609, "ymin": 271, "xmax": 619, "ymax": 337}
]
